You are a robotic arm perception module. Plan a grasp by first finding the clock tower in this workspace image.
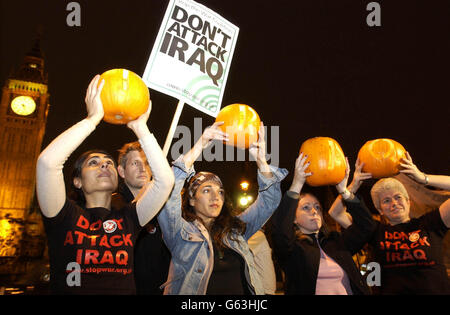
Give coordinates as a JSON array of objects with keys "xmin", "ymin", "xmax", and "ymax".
[{"xmin": 0, "ymin": 37, "xmax": 50, "ymax": 262}]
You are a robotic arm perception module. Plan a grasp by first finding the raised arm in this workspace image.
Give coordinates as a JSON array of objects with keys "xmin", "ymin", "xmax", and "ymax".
[
  {"xmin": 238, "ymin": 123, "xmax": 288, "ymax": 239},
  {"xmin": 182, "ymin": 121, "xmax": 228, "ymax": 169},
  {"xmin": 248, "ymin": 122, "xmax": 273, "ymax": 178},
  {"xmin": 339, "ymin": 195, "xmax": 377, "ymax": 255},
  {"xmin": 271, "ymin": 153, "xmax": 310, "ymax": 260},
  {"xmin": 329, "ymin": 159, "xmax": 372, "ymax": 228},
  {"xmin": 400, "ymin": 152, "xmax": 450, "ymax": 227},
  {"xmin": 36, "ymin": 75, "xmax": 105, "ymax": 218},
  {"xmin": 239, "ymin": 165, "xmax": 288, "ymax": 240},
  {"xmin": 400, "ymin": 152, "xmax": 450, "ymax": 190},
  {"xmin": 332, "ymin": 160, "xmax": 376, "ymax": 253},
  {"xmin": 440, "ymin": 199, "xmax": 450, "ymax": 228},
  {"xmin": 157, "ymin": 160, "xmax": 193, "ymax": 250},
  {"xmin": 126, "ymin": 102, "xmax": 174, "ymax": 227}
]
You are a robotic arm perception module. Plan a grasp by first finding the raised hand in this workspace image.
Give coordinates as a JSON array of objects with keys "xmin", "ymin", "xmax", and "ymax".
[
  {"xmin": 399, "ymin": 152, "xmax": 427, "ymax": 184},
  {"xmin": 183, "ymin": 121, "xmax": 229, "ymax": 169},
  {"xmin": 84, "ymin": 75, "xmax": 105, "ymax": 125},
  {"xmin": 336, "ymin": 157, "xmax": 351, "ymax": 194},
  {"xmin": 249, "ymin": 122, "xmax": 268, "ymax": 166},
  {"xmin": 289, "ymin": 152, "xmax": 312, "ymax": 194},
  {"xmin": 200, "ymin": 121, "xmax": 229, "ymax": 149},
  {"xmin": 348, "ymin": 158, "xmax": 372, "ymax": 193},
  {"xmin": 127, "ymin": 100, "xmax": 152, "ymax": 137}
]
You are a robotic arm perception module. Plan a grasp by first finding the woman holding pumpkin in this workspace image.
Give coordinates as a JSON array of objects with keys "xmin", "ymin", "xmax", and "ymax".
[
  {"xmin": 367, "ymin": 153, "xmax": 450, "ymax": 294},
  {"xmin": 157, "ymin": 121, "xmax": 288, "ymax": 295},
  {"xmin": 271, "ymin": 153, "xmax": 376, "ymax": 295},
  {"xmin": 36, "ymin": 75, "xmax": 174, "ymax": 294},
  {"xmin": 327, "ymin": 152, "xmax": 450, "ymax": 294}
]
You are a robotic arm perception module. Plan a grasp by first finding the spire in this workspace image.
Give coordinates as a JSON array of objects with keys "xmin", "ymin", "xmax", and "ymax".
[
  {"xmin": 11, "ymin": 26, "xmax": 47, "ymax": 84},
  {"xmin": 27, "ymin": 27, "xmax": 44, "ymax": 59}
]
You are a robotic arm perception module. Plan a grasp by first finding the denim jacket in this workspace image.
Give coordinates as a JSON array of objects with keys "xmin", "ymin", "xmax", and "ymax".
[{"xmin": 157, "ymin": 156, "xmax": 288, "ymax": 295}]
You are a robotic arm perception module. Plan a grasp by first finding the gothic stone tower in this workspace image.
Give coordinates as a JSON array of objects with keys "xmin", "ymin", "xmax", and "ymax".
[{"xmin": 0, "ymin": 37, "xmax": 50, "ymax": 264}]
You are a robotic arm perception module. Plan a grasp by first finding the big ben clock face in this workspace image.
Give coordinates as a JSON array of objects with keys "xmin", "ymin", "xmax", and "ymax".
[{"xmin": 10, "ymin": 95, "xmax": 36, "ymax": 116}]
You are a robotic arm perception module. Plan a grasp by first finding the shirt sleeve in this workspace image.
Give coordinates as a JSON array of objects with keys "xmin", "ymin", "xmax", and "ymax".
[
  {"xmin": 340, "ymin": 195, "xmax": 377, "ymax": 255},
  {"xmin": 42, "ymin": 198, "xmax": 80, "ymax": 232},
  {"xmin": 421, "ymin": 209, "xmax": 449, "ymax": 238},
  {"xmin": 157, "ymin": 155, "xmax": 195, "ymax": 250},
  {"xmin": 134, "ymin": 133, "xmax": 175, "ymax": 226},
  {"xmin": 270, "ymin": 191, "xmax": 299, "ymax": 263},
  {"xmin": 238, "ymin": 165, "xmax": 288, "ymax": 241},
  {"xmin": 36, "ymin": 119, "xmax": 96, "ymax": 218}
]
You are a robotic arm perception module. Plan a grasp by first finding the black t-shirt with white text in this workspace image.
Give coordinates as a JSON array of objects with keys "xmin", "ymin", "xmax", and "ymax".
[
  {"xmin": 370, "ymin": 209, "xmax": 449, "ymax": 294},
  {"xmin": 42, "ymin": 199, "xmax": 141, "ymax": 294}
]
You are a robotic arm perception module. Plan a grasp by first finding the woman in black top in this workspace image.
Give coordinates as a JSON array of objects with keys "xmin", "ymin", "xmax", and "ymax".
[
  {"xmin": 271, "ymin": 153, "xmax": 376, "ymax": 295},
  {"xmin": 36, "ymin": 75, "xmax": 174, "ymax": 294},
  {"xmin": 367, "ymin": 153, "xmax": 450, "ymax": 294}
]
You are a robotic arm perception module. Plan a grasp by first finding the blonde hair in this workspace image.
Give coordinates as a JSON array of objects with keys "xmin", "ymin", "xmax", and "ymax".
[
  {"xmin": 117, "ymin": 142, "xmax": 143, "ymax": 169},
  {"xmin": 370, "ymin": 178, "xmax": 409, "ymax": 210}
]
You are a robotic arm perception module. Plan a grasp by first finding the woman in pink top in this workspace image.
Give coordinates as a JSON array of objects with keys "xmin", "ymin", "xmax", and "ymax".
[{"xmin": 271, "ymin": 154, "xmax": 376, "ymax": 295}]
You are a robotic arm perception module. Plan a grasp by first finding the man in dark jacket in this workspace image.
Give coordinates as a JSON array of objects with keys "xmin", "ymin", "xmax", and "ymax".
[{"xmin": 112, "ymin": 142, "xmax": 171, "ymax": 295}]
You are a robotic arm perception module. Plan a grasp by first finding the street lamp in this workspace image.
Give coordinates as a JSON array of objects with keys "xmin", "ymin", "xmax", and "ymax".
[
  {"xmin": 238, "ymin": 195, "xmax": 253, "ymax": 207},
  {"xmin": 238, "ymin": 180, "xmax": 254, "ymax": 208},
  {"xmin": 240, "ymin": 180, "xmax": 249, "ymax": 191}
]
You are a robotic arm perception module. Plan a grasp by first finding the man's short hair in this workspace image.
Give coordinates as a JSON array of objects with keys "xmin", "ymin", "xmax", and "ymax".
[
  {"xmin": 370, "ymin": 177, "xmax": 409, "ymax": 210},
  {"xmin": 117, "ymin": 142, "xmax": 143, "ymax": 169}
]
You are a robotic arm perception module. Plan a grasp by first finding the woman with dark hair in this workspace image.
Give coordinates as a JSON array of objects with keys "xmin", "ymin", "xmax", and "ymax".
[
  {"xmin": 68, "ymin": 149, "xmax": 116, "ymax": 207},
  {"xmin": 36, "ymin": 75, "xmax": 174, "ymax": 294},
  {"xmin": 157, "ymin": 122, "xmax": 288, "ymax": 295},
  {"xmin": 271, "ymin": 153, "xmax": 376, "ymax": 295}
]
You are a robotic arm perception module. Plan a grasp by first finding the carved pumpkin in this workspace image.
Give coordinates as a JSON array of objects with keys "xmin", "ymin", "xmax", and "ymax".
[
  {"xmin": 215, "ymin": 104, "xmax": 261, "ymax": 149},
  {"xmin": 299, "ymin": 137, "xmax": 346, "ymax": 187},
  {"xmin": 357, "ymin": 138, "xmax": 406, "ymax": 178},
  {"xmin": 99, "ymin": 69, "xmax": 150, "ymax": 124}
]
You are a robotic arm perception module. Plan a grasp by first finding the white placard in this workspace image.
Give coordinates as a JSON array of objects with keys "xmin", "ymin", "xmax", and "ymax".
[{"xmin": 143, "ymin": 0, "xmax": 239, "ymax": 117}]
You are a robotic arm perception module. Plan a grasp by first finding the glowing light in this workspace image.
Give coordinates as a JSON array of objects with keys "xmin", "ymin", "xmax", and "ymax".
[
  {"xmin": 0, "ymin": 219, "xmax": 12, "ymax": 239},
  {"xmin": 240, "ymin": 181, "xmax": 249, "ymax": 190},
  {"xmin": 239, "ymin": 196, "xmax": 249, "ymax": 207},
  {"xmin": 238, "ymin": 195, "xmax": 254, "ymax": 207}
]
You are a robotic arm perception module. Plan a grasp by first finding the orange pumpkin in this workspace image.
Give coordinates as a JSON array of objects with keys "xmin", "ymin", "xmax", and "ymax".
[
  {"xmin": 215, "ymin": 104, "xmax": 261, "ymax": 149},
  {"xmin": 99, "ymin": 69, "xmax": 150, "ymax": 124},
  {"xmin": 300, "ymin": 137, "xmax": 347, "ymax": 187},
  {"xmin": 357, "ymin": 138, "xmax": 406, "ymax": 178}
]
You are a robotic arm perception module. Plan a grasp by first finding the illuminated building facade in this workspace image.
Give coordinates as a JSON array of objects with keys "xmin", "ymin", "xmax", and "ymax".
[{"xmin": 0, "ymin": 36, "xmax": 49, "ymax": 283}]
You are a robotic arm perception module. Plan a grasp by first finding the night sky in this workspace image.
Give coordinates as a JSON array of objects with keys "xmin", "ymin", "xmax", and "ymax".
[{"xmin": 1, "ymin": 0, "xmax": 449, "ymax": 206}]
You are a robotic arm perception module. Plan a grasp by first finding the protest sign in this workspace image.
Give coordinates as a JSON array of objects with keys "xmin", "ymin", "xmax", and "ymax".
[{"xmin": 143, "ymin": 0, "xmax": 239, "ymax": 117}]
